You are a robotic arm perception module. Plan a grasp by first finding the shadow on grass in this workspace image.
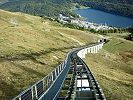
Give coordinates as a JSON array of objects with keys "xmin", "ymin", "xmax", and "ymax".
[
  {"xmin": 0, "ymin": 79, "xmax": 19, "ymax": 100},
  {"xmin": 11, "ymin": 62, "xmax": 45, "ymax": 77},
  {"xmin": 0, "ymin": 46, "xmax": 78, "ymax": 100},
  {"xmin": 114, "ymin": 41, "xmax": 124, "ymax": 46},
  {"xmin": 50, "ymin": 60, "xmax": 62, "ymax": 68},
  {"xmin": 0, "ymin": 46, "xmax": 75, "ymax": 64}
]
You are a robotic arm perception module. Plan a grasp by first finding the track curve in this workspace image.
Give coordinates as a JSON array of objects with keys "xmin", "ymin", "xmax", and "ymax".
[{"xmin": 13, "ymin": 41, "xmax": 106, "ymax": 100}]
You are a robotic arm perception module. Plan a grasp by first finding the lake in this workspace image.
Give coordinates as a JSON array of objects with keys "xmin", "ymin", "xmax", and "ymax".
[{"xmin": 74, "ymin": 8, "xmax": 133, "ymax": 28}]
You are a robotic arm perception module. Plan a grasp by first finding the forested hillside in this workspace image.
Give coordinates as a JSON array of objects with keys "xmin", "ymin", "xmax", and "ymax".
[
  {"xmin": 0, "ymin": 0, "xmax": 76, "ymax": 17},
  {"xmin": 0, "ymin": 0, "xmax": 133, "ymax": 18},
  {"xmin": 74, "ymin": 0, "xmax": 133, "ymax": 18},
  {"xmin": 74, "ymin": 0, "xmax": 133, "ymax": 5}
]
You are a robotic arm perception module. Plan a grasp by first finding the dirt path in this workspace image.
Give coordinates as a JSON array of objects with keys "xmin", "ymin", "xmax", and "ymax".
[{"xmin": 58, "ymin": 32, "xmax": 84, "ymax": 45}]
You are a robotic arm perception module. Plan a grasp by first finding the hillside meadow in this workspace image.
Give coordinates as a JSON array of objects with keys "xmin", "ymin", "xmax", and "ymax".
[
  {"xmin": 0, "ymin": 9, "xmax": 133, "ymax": 100},
  {"xmin": 0, "ymin": 9, "xmax": 99, "ymax": 99},
  {"xmin": 85, "ymin": 34, "xmax": 133, "ymax": 100}
]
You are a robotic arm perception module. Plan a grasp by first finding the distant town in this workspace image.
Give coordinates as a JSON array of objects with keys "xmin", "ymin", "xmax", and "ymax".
[{"xmin": 58, "ymin": 14, "xmax": 114, "ymax": 31}]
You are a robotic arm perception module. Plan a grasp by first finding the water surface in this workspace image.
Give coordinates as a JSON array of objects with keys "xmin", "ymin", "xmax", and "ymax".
[{"xmin": 74, "ymin": 8, "xmax": 133, "ymax": 27}]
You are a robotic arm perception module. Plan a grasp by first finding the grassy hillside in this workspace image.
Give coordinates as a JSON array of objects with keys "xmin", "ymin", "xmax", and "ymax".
[
  {"xmin": 0, "ymin": 9, "xmax": 99, "ymax": 99},
  {"xmin": 85, "ymin": 34, "xmax": 133, "ymax": 100}
]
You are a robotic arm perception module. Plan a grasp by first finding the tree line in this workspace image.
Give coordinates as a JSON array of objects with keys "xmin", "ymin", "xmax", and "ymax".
[
  {"xmin": 73, "ymin": 0, "xmax": 133, "ymax": 18},
  {"xmin": 1, "ymin": 0, "xmax": 133, "ymax": 18}
]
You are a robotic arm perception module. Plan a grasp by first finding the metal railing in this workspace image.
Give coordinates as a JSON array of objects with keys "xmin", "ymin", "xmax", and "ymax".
[
  {"xmin": 13, "ymin": 61, "xmax": 67, "ymax": 100},
  {"xmin": 13, "ymin": 42, "xmax": 105, "ymax": 100}
]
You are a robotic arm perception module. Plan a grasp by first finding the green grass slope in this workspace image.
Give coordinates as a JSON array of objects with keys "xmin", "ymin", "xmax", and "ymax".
[
  {"xmin": 85, "ymin": 35, "xmax": 133, "ymax": 100},
  {"xmin": 0, "ymin": 9, "xmax": 99, "ymax": 99}
]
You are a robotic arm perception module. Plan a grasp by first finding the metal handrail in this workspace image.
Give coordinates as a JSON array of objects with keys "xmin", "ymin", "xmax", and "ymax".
[{"xmin": 13, "ymin": 42, "xmax": 105, "ymax": 100}]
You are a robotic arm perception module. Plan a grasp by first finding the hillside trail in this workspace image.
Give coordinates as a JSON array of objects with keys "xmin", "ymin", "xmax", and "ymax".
[{"xmin": 58, "ymin": 31, "xmax": 84, "ymax": 45}]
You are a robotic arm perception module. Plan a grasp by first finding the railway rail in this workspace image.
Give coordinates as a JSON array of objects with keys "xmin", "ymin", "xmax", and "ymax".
[{"xmin": 13, "ymin": 41, "xmax": 106, "ymax": 100}]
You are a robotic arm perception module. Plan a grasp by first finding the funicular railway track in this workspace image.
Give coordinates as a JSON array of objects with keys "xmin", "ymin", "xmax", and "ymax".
[
  {"xmin": 13, "ymin": 41, "xmax": 106, "ymax": 100},
  {"xmin": 57, "ymin": 48, "xmax": 105, "ymax": 100}
]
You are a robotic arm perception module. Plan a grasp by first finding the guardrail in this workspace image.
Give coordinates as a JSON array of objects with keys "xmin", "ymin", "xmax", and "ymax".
[
  {"xmin": 13, "ymin": 41, "xmax": 105, "ymax": 100},
  {"xmin": 13, "ymin": 60, "xmax": 68, "ymax": 100},
  {"xmin": 77, "ymin": 42, "xmax": 104, "ymax": 59}
]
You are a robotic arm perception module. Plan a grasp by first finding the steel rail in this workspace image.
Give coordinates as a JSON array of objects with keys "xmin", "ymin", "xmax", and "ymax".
[{"xmin": 13, "ymin": 41, "xmax": 105, "ymax": 100}]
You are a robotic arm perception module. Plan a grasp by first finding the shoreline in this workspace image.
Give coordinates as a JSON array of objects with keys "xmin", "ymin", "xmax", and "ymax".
[
  {"xmin": 58, "ymin": 14, "xmax": 114, "ymax": 31},
  {"xmin": 73, "ymin": 6, "xmax": 133, "ymax": 19},
  {"xmin": 71, "ymin": 6, "xmax": 90, "ymax": 11},
  {"xmin": 73, "ymin": 8, "xmax": 133, "ymax": 28}
]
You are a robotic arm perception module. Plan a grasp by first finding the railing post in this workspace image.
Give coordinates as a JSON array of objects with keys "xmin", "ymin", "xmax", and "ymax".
[
  {"xmin": 96, "ymin": 46, "xmax": 98, "ymax": 53},
  {"xmin": 13, "ymin": 42, "xmax": 105, "ymax": 100},
  {"xmin": 58, "ymin": 66, "xmax": 60, "ymax": 74},
  {"xmin": 54, "ymin": 69, "xmax": 57, "ymax": 79},
  {"xmin": 51, "ymin": 72, "xmax": 54, "ymax": 81}
]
